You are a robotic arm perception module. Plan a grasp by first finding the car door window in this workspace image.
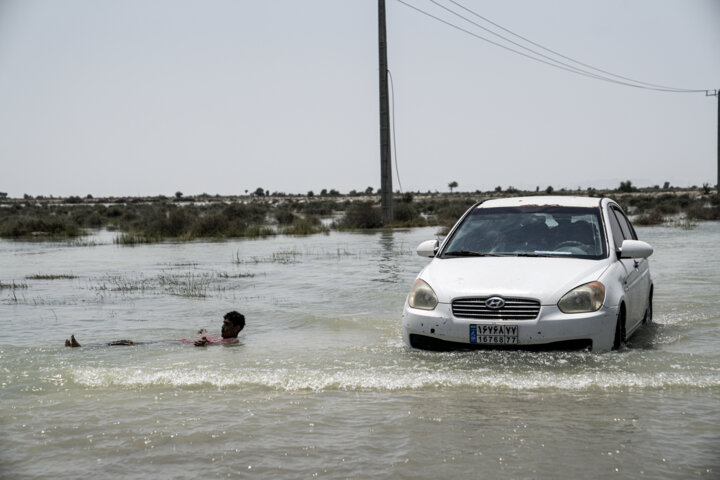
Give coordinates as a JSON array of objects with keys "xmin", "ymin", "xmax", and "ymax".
[
  {"xmin": 612, "ymin": 208, "xmax": 637, "ymax": 241},
  {"xmin": 608, "ymin": 209, "xmax": 625, "ymax": 250},
  {"xmin": 616, "ymin": 210, "xmax": 638, "ymax": 240}
]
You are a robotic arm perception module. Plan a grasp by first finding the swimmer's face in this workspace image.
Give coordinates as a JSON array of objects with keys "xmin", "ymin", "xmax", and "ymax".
[{"xmin": 221, "ymin": 317, "xmax": 241, "ymax": 339}]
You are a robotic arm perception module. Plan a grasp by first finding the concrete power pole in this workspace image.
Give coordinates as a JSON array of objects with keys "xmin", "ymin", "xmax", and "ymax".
[{"xmin": 378, "ymin": 0, "xmax": 393, "ymax": 222}]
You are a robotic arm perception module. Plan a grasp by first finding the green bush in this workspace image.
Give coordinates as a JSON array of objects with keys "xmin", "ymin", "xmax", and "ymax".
[
  {"xmin": 390, "ymin": 202, "xmax": 427, "ymax": 227},
  {"xmin": 191, "ymin": 213, "xmax": 229, "ymax": 237},
  {"xmin": 275, "ymin": 209, "xmax": 296, "ymax": 225},
  {"xmin": 337, "ymin": 203, "xmax": 383, "ymax": 229},
  {"xmin": 686, "ymin": 204, "xmax": 719, "ymax": 221},
  {"xmin": 281, "ymin": 216, "xmax": 328, "ymax": 235},
  {"xmin": 0, "ymin": 215, "xmax": 83, "ymax": 238},
  {"xmin": 634, "ymin": 209, "xmax": 665, "ymax": 226},
  {"xmin": 435, "ymin": 199, "xmax": 476, "ymax": 227}
]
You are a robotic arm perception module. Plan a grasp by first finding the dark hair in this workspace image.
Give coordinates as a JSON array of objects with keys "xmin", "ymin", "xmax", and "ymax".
[{"xmin": 224, "ymin": 311, "xmax": 245, "ymax": 331}]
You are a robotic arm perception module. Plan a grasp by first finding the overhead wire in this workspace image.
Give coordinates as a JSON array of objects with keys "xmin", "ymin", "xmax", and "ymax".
[
  {"xmin": 395, "ymin": 0, "xmax": 668, "ymax": 91},
  {"xmin": 443, "ymin": 0, "xmax": 704, "ymax": 92},
  {"xmin": 388, "ymin": 69, "xmax": 403, "ymax": 193},
  {"xmin": 394, "ymin": 0, "xmax": 713, "ymax": 94},
  {"xmin": 427, "ymin": 0, "xmax": 639, "ymax": 87}
]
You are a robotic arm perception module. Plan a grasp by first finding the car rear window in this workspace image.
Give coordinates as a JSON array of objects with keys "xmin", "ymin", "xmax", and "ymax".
[{"xmin": 441, "ymin": 206, "xmax": 608, "ymax": 260}]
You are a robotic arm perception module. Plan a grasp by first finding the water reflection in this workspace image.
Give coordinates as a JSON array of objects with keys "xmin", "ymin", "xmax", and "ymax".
[{"xmin": 376, "ymin": 229, "xmax": 401, "ymax": 283}]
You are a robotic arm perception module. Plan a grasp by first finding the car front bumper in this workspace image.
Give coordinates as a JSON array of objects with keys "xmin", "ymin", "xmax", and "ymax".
[{"xmin": 402, "ymin": 302, "xmax": 619, "ymax": 352}]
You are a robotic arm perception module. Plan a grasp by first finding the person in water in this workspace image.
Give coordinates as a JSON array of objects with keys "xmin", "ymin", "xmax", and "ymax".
[{"xmin": 65, "ymin": 311, "xmax": 245, "ymax": 347}]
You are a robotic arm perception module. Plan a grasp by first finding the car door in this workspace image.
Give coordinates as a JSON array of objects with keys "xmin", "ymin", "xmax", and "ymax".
[{"xmin": 609, "ymin": 206, "xmax": 650, "ymax": 332}]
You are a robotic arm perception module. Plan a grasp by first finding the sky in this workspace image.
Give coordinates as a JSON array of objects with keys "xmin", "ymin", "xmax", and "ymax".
[{"xmin": 0, "ymin": 0, "xmax": 719, "ymax": 198}]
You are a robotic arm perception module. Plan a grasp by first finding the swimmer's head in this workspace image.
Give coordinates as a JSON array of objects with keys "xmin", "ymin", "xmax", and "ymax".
[{"xmin": 221, "ymin": 311, "xmax": 245, "ymax": 338}]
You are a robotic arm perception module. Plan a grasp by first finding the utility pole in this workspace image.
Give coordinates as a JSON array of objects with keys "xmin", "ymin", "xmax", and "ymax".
[
  {"xmin": 716, "ymin": 90, "xmax": 719, "ymax": 199},
  {"xmin": 378, "ymin": 0, "xmax": 393, "ymax": 222},
  {"xmin": 704, "ymin": 89, "xmax": 720, "ymax": 198}
]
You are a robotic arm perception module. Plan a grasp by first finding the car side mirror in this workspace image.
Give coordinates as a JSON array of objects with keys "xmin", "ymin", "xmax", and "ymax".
[
  {"xmin": 417, "ymin": 240, "xmax": 439, "ymax": 258},
  {"xmin": 619, "ymin": 239, "xmax": 653, "ymax": 259}
]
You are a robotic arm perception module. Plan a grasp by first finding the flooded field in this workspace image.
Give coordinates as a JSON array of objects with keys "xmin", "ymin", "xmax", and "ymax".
[{"xmin": 1, "ymin": 224, "xmax": 719, "ymax": 479}]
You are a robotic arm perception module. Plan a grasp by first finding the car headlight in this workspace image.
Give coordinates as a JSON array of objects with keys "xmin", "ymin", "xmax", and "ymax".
[
  {"xmin": 408, "ymin": 279, "xmax": 438, "ymax": 310},
  {"xmin": 557, "ymin": 282, "xmax": 605, "ymax": 313}
]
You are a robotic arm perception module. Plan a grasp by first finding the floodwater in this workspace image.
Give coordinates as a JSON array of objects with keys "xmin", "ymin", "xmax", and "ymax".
[{"xmin": 1, "ymin": 224, "xmax": 718, "ymax": 479}]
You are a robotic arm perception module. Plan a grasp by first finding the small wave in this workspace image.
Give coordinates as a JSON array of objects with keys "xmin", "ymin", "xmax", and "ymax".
[{"xmin": 69, "ymin": 365, "xmax": 720, "ymax": 392}]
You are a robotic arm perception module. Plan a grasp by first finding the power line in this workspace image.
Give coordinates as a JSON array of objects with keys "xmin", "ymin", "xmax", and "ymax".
[
  {"xmin": 426, "ymin": 0, "xmax": 657, "ymax": 89},
  {"xmin": 388, "ymin": 69, "xmax": 403, "ymax": 193},
  {"xmin": 394, "ymin": 0, "xmax": 713, "ymax": 94},
  {"xmin": 443, "ymin": 0, "xmax": 703, "ymax": 92},
  {"xmin": 395, "ymin": 0, "xmax": 667, "ymax": 91}
]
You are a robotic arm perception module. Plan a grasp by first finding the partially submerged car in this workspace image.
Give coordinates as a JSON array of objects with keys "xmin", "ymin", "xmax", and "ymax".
[{"xmin": 402, "ymin": 196, "xmax": 653, "ymax": 351}]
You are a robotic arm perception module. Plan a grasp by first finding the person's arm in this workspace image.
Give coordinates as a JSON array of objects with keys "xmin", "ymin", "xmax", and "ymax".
[{"xmin": 194, "ymin": 334, "xmax": 237, "ymax": 346}]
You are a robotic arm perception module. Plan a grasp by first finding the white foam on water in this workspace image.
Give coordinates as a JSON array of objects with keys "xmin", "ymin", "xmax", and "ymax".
[{"xmin": 68, "ymin": 364, "xmax": 720, "ymax": 392}]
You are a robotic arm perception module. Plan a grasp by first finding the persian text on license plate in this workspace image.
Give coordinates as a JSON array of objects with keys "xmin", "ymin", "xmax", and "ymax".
[{"xmin": 469, "ymin": 324, "xmax": 518, "ymax": 345}]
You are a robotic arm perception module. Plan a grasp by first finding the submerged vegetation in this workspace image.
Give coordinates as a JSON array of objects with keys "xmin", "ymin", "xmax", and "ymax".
[
  {"xmin": 25, "ymin": 274, "xmax": 78, "ymax": 280},
  {"xmin": 0, "ymin": 280, "xmax": 28, "ymax": 289},
  {"xmin": 1, "ymin": 185, "xmax": 718, "ymax": 241}
]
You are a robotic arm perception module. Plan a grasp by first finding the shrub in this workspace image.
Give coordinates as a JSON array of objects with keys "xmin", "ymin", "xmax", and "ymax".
[
  {"xmin": 392, "ymin": 202, "xmax": 420, "ymax": 224},
  {"xmin": 634, "ymin": 209, "xmax": 665, "ymax": 226},
  {"xmin": 0, "ymin": 215, "xmax": 83, "ymax": 238},
  {"xmin": 191, "ymin": 213, "xmax": 229, "ymax": 237},
  {"xmin": 244, "ymin": 224, "xmax": 275, "ymax": 238},
  {"xmin": 338, "ymin": 202, "xmax": 383, "ymax": 229},
  {"xmin": 300, "ymin": 200, "xmax": 337, "ymax": 216},
  {"xmin": 281, "ymin": 216, "xmax": 328, "ymax": 235},
  {"xmin": 435, "ymin": 199, "xmax": 476, "ymax": 227},
  {"xmin": 275, "ymin": 209, "xmax": 296, "ymax": 225},
  {"xmin": 686, "ymin": 204, "xmax": 719, "ymax": 221}
]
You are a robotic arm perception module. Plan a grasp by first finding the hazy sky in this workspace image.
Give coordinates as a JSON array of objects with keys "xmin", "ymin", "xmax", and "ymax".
[{"xmin": 1, "ymin": 0, "xmax": 718, "ymax": 197}]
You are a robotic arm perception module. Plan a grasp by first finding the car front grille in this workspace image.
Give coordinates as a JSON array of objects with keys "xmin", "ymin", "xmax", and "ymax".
[{"xmin": 452, "ymin": 297, "xmax": 540, "ymax": 320}]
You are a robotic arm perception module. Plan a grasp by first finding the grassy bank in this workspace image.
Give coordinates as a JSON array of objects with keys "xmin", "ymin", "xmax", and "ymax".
[{"xmin": 1, "ymin": 187, "xmax": 717, "ymax": 240}]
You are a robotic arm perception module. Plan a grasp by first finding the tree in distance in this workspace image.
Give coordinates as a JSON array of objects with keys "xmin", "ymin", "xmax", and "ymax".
[{"xmin": 618, "ymin": 180, "xmax": 637, "ymax": 193}]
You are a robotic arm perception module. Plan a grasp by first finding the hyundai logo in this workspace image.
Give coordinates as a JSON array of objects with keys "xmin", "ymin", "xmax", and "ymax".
[{"xmin": 485, "ymin": 297, "xmax": 506, "ymax": 309}]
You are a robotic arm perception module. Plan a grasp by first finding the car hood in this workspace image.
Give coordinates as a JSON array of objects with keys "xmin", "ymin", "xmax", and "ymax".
[{"xmin": 418, "ymin": 256, "xmax": 612, "ymax": 305}]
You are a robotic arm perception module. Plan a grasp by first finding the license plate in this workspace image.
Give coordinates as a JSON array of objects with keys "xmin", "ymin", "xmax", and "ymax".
[{"xmin": 469, "ymin": 324, "xmax": 518, "ymax": 345}]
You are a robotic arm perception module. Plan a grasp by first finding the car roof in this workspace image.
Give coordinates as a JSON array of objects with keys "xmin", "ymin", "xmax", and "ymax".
[{"xmin": 477, "ymin": 196, "xmax": 605, "ymax": 209}]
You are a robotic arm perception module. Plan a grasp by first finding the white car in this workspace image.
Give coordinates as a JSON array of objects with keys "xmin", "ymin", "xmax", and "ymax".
[{"xmin": 402, "ymin": 196, "xmax": 653, "ymax": 351}]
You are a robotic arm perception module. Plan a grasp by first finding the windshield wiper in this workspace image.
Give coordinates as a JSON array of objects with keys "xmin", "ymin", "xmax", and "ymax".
[
  {"xmin": 510, "ymin": 252, "xmax": 577, "ymax": 257},
  {"xmin": 444, "ymin": 250, "xmax": 506, "ymax": 257}
]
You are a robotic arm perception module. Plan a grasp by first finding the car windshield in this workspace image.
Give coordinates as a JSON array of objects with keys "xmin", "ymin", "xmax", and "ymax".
[{"xmin": 441, "ymin": 206, "xmax": 607, "ymax": 259}]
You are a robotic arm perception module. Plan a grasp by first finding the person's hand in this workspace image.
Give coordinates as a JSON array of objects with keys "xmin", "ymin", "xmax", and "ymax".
[{"xmin": 194, "ymin": 336, "xmax": 209, "ymax": 347}]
